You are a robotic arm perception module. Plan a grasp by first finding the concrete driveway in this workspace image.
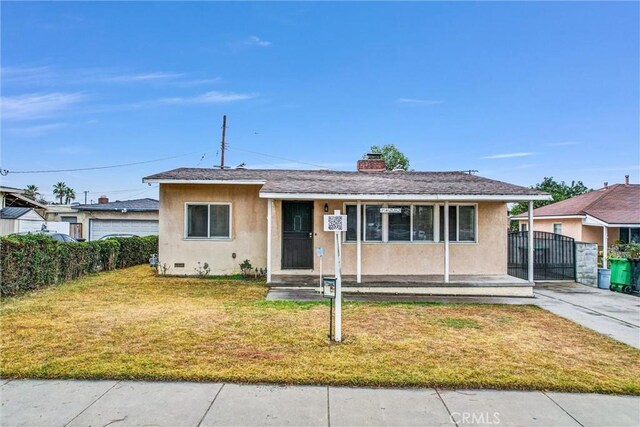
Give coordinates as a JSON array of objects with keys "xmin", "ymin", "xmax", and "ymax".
[
  {"xmin": 534, "ymin": 282, "xmax": 640, "ymax": 348},
  {"xmin": 2, "ymin": 380, "xmax": 639, "ymax": 427}
]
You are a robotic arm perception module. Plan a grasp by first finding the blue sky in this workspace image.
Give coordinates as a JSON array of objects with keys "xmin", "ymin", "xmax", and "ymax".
[{"xmin": 1, "ymin": 2, "xmax": 638, "ymax": 203}]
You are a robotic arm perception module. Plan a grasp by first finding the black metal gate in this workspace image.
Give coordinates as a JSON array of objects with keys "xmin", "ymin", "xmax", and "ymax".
[{"xmin": 508, "ymin": 231, "xmax": 576, "ymax": 281}]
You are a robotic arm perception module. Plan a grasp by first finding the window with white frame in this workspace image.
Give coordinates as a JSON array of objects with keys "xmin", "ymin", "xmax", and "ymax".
[
  {"xmin": 186, "ymin": 203, "xmax": 231, "ymax": 239},
  {"xmin": 520, "ymin": 223, "xmax": 528, "ymax": 232},
  {"xmin": 553, "ymin": 223, "xmax": 562, "ymax": 235},
  {"xmin": 344, "ymin": 203, "xmax": 476, "ymax": 243},
  {"xmin": 413, "ymin": 205, "xmax": 435, "ymax": 241},
  {"xmin": 439, "ymin": 205, "xmax": 476, "ymax": 242}
]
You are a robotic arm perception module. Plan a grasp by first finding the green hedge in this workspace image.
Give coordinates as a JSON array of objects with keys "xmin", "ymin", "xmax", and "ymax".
[{"xmin": 0, "ymin": 235, "xmax": 158, "ymax": 297}]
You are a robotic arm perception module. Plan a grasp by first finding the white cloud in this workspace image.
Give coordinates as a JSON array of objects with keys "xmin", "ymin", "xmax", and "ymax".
[
  {"xmin": 245, "ymin": 36, "xmax": 272, "ymax": 47},
  {"xmin": 482, "ymin": 152, "xmax": 536, "ymax": 159},
  {"xmin": 1, "ymin": 92, "xmax": 86, "ymax": 120},
  {"xmin": 230, "ymin": 36, "xmax": 273, "ymax": 50},
  {"xmin": 99, "ymin": 72, "xmax": 183, "ymax": 83},
  {"xmin": 156, "ymin": 91, "xmax": 258, "ymax": 105},
  {"xmin": 395, "ymin": 98, "xmax": 444, "ymax": 106},
  {"xmin": 4, "ymin": 122, "xmax": 68, "ymax": 137}
]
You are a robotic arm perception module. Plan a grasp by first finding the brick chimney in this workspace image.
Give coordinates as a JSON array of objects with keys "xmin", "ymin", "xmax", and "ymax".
[
  {"xmin": 98, "ymin": 195, "xmax": 109, "ymax": 204},
  {"xmin": 357, "ymin": 153, "xmax": 386, "ymax": 172},
  {"xmin": 624, "ymin": 175, "xmax": 630, "ymax": 186}
]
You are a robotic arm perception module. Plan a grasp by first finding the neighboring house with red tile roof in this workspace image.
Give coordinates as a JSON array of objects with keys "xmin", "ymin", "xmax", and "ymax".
[
  {"xmin": 513, "ymin": 177, "xmax": 640, "ymax": 264},
  {"xmin": 143, "ymin": 154, "xmax": 551, "ymax": 296}
]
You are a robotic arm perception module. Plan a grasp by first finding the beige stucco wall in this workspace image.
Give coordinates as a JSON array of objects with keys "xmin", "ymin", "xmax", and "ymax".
[
  {"xmin": 519, "ymin": 218, "xmax": 584, "ymax": 241},
  {"xmin": 582, "ymin": 225, "xmax": 621, "ymax": 247},
  {"xmin": 160, "ymin": 184, "xmax": 511, "ymax": 277},
  {"xmin": 270, "ymin": 201, "xmax": 508, "ymax": 276},
  {"xmin": 159, "ymin": 184, "xmax": 267, "ymax": 275},
  {"xmin": 46, "ymin": 207, "xmax": 157, "ymax": 240},
  {"xmin": 518, "ymin": 217, "xmax": 622, "ymax": 247}
]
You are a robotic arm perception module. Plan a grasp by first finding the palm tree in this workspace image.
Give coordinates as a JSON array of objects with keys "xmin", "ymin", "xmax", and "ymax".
[
  {"xmin": 64, "ymin": 187, "xmax": 76, "ymax": 204},
  {"xmin": 23, "ymin": 185, "xmax": 39, "ymax": 200},
  {"xmin": 52, "ymin": 182, "xmax": 68, "ymax": 204}
]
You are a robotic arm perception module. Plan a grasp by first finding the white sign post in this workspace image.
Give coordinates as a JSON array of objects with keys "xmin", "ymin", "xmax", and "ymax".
[{"xmin": 323, "ymin": 210, "xmax": 347, "ymax": 342}]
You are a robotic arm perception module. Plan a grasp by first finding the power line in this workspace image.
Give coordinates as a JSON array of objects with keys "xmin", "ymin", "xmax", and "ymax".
[
  {"xmin": 226, "ymin": 145, "xmax": 329, "ymax": 169},
  {"xmin": 0, "ymin": 152, "xmax": 196, "ymax": 175}
]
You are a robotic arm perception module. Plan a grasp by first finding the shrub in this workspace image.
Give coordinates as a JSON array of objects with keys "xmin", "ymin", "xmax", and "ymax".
[
  {"xmin": 0, "ymin": 234, "xmax": 158, "ymax": 297},
  {"xmin": 112, "ymin": 235, "xmax": 158, "ymax": 268}
]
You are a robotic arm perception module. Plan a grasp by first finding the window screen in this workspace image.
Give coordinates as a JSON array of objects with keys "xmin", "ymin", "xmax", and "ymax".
[
  {"xmin": 187, "ymin": 205, "xmax": 208, "ymax": 237},
  {"xmin": 413, "ymin": 206, "xmax": 434, "ymax": 241}
]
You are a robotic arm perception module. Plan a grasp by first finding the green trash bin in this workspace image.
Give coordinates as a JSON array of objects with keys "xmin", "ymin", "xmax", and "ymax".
[{"xmin": 609, "ymin": 257, "xmax": 632, "ymax": 293}]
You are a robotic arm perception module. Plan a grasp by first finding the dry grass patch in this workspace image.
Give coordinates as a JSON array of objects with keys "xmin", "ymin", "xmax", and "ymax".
[{"xmin": 2, "ymin": 266, "xmax": 639, "ymax": 394}]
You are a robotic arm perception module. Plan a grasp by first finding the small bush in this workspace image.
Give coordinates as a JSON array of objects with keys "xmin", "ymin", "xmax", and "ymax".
[{"xmin": 0, "ymin": 234, "xmax": 158, "ymax": 297}]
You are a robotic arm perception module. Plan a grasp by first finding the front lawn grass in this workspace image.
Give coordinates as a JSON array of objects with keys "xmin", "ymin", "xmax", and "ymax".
[{"xmin": 2, "ymin": 266, "xmax": 639, "ymax": 394}]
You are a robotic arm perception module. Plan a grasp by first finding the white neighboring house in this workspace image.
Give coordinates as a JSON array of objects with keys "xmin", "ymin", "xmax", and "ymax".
[
  {"xmin": 46, "ymin": 197, "xmax": 159, "ymax": 241},
  {"xmin": 0, "ymin": 207, "xmax": 49, "ymax": 234},
  {"xmin": 0, "ymin": 186, "xmax": 71, "ymax": 236}
]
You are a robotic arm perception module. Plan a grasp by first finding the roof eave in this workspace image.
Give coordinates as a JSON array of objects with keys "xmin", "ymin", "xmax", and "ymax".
[
  {"xmin": 259, "ymin": 192, "xmax": 552, "ymax": 201},
  {"xmin": 142, "ymin": 178, "xmax": 266, "ymax": 185}
]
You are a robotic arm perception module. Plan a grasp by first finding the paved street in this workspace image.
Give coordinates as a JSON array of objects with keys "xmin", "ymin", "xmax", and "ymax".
[{"xmin": 1, "ymin": 380, "xmax": 638, "ymax": 427}]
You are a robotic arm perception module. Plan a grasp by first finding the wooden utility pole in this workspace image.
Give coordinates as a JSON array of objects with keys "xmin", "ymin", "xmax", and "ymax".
[{"xmin": 220, "ymin": 115, "xmax": 227, "ymax": 169}]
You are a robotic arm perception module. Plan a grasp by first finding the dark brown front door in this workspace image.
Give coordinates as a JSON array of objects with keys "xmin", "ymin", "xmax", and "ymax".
[{"xmin": 282, "ymin": 201, "xmax": 314, "ymax": 269}]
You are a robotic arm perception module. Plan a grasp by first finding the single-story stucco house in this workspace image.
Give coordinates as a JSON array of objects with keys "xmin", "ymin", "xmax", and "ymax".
[
  {"xmin": 513, "ymin": 177, "xmax": 639, "ymax": 268},
  {"xmin": 143, "ymin": 155, "xmax": 550, "ymax": 296},
  {"xmin": 46, "ymin": 197, "xmax": 159, "ymax": 241}
]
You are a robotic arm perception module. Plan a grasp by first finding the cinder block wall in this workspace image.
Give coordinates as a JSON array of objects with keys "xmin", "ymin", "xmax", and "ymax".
[{"xmin": 575, "ymin": 242, "xmax": 598, "ymax": 287}]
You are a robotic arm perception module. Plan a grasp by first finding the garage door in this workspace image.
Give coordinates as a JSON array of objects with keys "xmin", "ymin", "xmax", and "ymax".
[{"xmin": 89, "ymin": 219, "xmax": 159, "ymax": 241}]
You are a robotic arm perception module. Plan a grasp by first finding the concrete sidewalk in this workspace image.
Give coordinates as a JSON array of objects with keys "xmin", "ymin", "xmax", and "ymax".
[{"xmin": 1, "ymin": 380, "xmax": 638, "ymax": 427}]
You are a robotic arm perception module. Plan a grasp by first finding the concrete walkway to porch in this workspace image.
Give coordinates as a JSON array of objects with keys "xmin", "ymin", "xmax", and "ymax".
[{"xmin": 2, "ymin": 379, "xmax": 639, "ymax": 427}]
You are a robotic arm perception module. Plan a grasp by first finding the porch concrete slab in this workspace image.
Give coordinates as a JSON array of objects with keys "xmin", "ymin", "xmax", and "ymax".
[
  {"xmin": 201, "ymin": 384, "xmax": 327, "ymax": 426},
  {"xmin": 437, "ymin": 389, "xmax": 580, "ymax": 426},
  {"xmin": 0, "ymin": 379, "xmax": 118, "ymax": 427},
  {"xmin": 329, "ymin": 387, "xmax": 454, "ymax": 426},
  {"xmin": 266, "ymin": 288, "xmax": 535, "ymax": 304},
  {"xmin": 271, "ymin": 274, "xmax": 530, "ymax": 287},
  {"xmin": 545, "ymin": 392, "xmax": 640, "ymax": 427},
  {"xmin": 68, "ymin": 380, "xmax": 222, "ymax": 427}
]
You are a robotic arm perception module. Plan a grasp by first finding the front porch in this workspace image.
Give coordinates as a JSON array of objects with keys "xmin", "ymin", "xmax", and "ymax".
[{"xmin": 270, "ymin": 274, "xmax": 534, "ymax": 297}]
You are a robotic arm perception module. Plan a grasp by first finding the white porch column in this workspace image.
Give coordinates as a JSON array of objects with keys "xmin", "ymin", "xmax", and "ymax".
[
  {"xmin": 528, "ymin": 201, "xmax": 534, "ymax": 283},
  {"xmin": 602, "ymin": 225, "xmax": 608, "ymax": 269},
  {"xmin": 267, "ymin": 198, "xmax": 272, "ymax": 283},
  {"xmin": 356, "ymin": 200, "xmax": 362, "ymax": 284},
  {"xmin": 444, "ymin": 201, "xmax": 450, "ymax": 283}
]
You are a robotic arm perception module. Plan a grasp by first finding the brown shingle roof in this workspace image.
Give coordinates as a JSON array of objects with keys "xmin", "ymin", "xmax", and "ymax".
[
  {"xmin": 514, "ymin": 184, "xmax": 640, "ymax": 225},
  {"xmin": 143, "ymin": 168, "xmax": 548, "ymax": 198}
]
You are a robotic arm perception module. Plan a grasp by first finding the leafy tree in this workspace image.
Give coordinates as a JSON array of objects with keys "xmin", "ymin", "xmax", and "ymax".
[
  {"xmin": 23, "ymin": 185, "xmax": 39, "ymax": 201},
  {"xmin": 64, "ymin": 187, "xmax": 76, "ymax": 204},
  {"xmin": 52, "ymin": 182, "xmax": 68, "ymax": 204},
  {"xmin": 365, "ymin": 144, "xmax": 410, "ymax": 171},
  {"xmin": 510, "ymin": 177, "xmax": 590, "ymax": 217}
]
